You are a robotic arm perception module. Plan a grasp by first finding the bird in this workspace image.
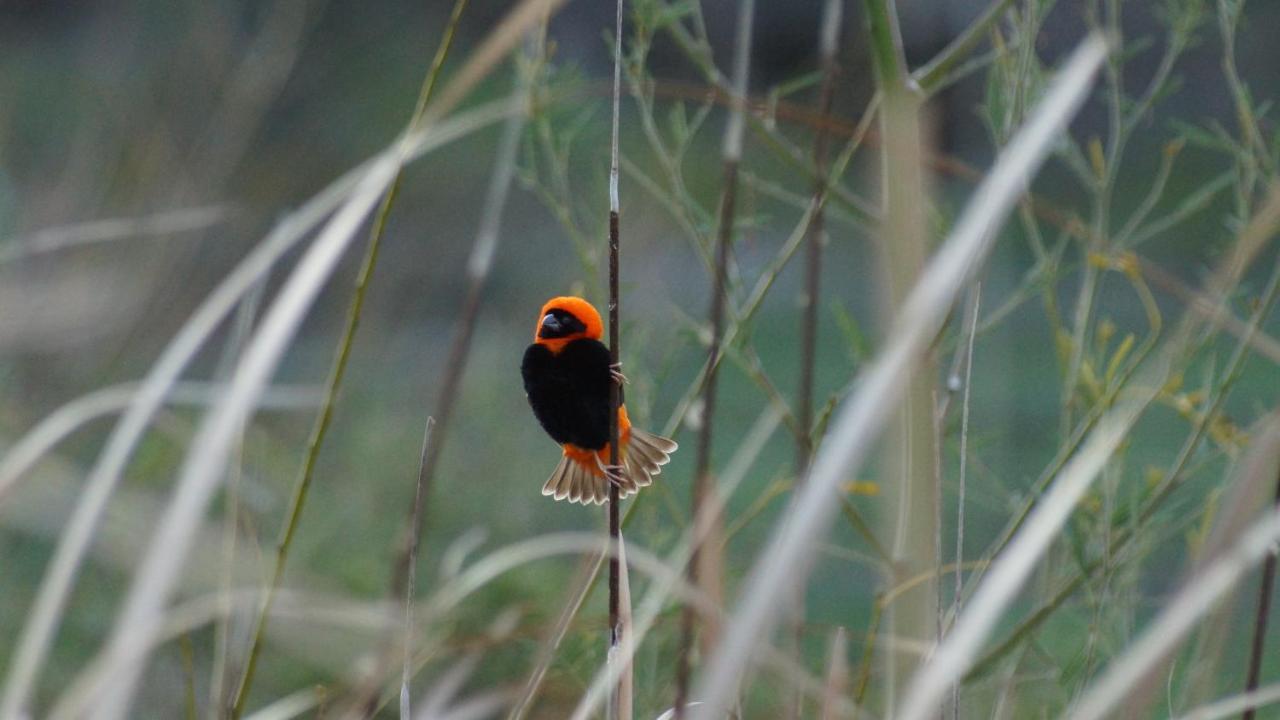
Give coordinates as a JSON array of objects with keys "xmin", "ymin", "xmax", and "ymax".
[{"xmin": 521, "ymin": 296, "xmax": 678, "ymax": 504}]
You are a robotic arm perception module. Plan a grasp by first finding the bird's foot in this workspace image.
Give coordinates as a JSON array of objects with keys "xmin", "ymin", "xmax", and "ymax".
[
  {"xmin": 595, "ymin": 457, "xmax": 627, "ymax": 490},
  {"xmin": 609, "ymin": 362, "xmax": 629, "ymax": 385}
]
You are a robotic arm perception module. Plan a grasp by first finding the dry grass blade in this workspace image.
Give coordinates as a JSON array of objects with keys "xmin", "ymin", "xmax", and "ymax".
[
  {"xmin": 0, "ymin": 382, "xmax": 317, "ymax": 505},
  {"xmin": 609, "ymin": 536, "xmax": 634, "ymax": 720},
  {"xmin": 61, "ymin": 103, "xmax": 516, "ymax": 720},
  {"xmin": 1069, "ymin": 505, "xmax": 1280, "ymax": 720},
  {"xmin": 241, "ymin": 688, "xmax": 322, "ymax": 720},
  {"xmin": 688, "ymin": 34, "xmax": 1108, "ymax": 720},
  {"xmin": 402, "ymin": 416, "xmax": 436, "ymax": 720},
  {"xmin": 1, "ymin": 97, "xmax": 509, "ymax": 720},
  {"xmin": 1172, "ymin": 683, "xmax": 1280, "ymax": 720},
  {"xmin": 94, "ymin": 154, "xmax": 403, "ymax": 720},
  {"xmin": 901, "ymin": 374, "xmax": 1157, "ymax": 720},
  {"xmin": 0, "ymin": 206, "xmax": 230, "ymax": 264},
  {"xmin": 0, "ymin": 154, "xmax": 367, "ymax": 720},
  {"xmin": 233, "ymin": 0, "xmax": 473, "ymax": 714},
  {"xmin": 425, "ymin": 0, "xmax": 567, "ymax": 126},
  {"xmin": 819, "ymin": 628, "xmax": 850, "ymax": 720},
  {"xmin": 395, "ymin": 30, "xmax": 533, "ymax": 716},
  {"xmin": 571, "ymin": 407, "xmax": 784, "ymax": 720}
]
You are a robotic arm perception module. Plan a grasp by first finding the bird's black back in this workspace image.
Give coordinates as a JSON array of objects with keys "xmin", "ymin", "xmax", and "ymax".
[{"xmin": 522, "ymin": 338, "xmax": 615, "ymax": 450}]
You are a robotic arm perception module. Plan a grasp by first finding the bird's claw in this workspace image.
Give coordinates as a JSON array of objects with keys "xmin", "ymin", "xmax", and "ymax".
[
  {"xmin": 600, "ymin": 463, "xmax": 626, "ymax": 489},
  {"xmin": 610, "ymin": 362, "xmax": 629, "ymax": 385}
]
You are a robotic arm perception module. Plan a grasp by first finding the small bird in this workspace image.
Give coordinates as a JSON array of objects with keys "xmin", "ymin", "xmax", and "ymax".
[{"xmin": 521, "ymin": 296, "xmax": 678, "ymax": 504}]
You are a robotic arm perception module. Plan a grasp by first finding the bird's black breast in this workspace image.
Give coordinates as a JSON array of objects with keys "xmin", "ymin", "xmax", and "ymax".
[{"xmin": 522, "ymin": 338, "xmax": 614, "ymax": 450}]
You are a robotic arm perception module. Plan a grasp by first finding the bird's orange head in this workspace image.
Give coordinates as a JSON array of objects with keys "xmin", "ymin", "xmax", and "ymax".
[{"xmin": 533, "ymin": 296, "xmax": 602, "ymax": 354}]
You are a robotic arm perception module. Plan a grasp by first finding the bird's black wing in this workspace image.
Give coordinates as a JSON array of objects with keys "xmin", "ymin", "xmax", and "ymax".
[{"xmin": 522, "ymin": 338, "xmax": 614, "ymax": 450}]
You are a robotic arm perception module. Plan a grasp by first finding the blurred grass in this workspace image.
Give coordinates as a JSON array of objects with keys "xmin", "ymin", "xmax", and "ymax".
[{"xmin": 1, "ymin": 0, "xmax": 1279, "ymax": 717}]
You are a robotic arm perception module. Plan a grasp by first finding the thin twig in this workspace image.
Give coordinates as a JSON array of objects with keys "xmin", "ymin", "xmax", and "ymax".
[
  {"xmin": 229, "ymin": 3, "xmax": 470, "ymax": 714},
  {"xmin": 673, "ymin": 1, "xmax": 754, "ymax": 716},
  {"xmin": 401, "ymin": 416, "xmax": 435, "ymax": 719}
]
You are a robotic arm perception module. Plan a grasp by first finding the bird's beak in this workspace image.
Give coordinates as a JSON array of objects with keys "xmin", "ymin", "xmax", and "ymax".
[{"xmin": 540, "ymin": 313, "xmax": 562, "ymax": 336}]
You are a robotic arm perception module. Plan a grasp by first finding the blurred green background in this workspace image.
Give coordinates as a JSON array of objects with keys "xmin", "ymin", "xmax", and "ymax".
[{"xmin": 2, "ymin": 0, "xmax": 1279, "ymax": 717}]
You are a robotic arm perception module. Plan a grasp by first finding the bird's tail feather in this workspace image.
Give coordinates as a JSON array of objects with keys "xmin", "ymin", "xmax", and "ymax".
[{"xmin": 540, "ymin": 428, "xmax": 679, "ymax": 505}]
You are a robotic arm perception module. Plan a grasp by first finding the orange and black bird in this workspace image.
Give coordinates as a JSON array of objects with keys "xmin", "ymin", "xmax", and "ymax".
[{"xmin": 521, "ymin": 296, "xmax": 678, "ymax": 504}]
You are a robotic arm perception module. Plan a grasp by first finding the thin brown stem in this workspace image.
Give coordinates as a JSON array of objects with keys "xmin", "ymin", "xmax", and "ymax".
[
  {"xmin": 675, "ymin": 157, "xmax": 738, "ymax": 719},
  {"xmin": 1242, "ymin": 466, "xmax": 1280, "ymax": 720},
  {"xmin": 797, "ymin": 0, "xmax": 841, "ymax": 475},
  {"xmin": 606, "ymin": 0, "xmax": 625, "ymax": 714},
  {"xmin": 673, "ymin": 0, "xmax": 754, "ymax": 713}
]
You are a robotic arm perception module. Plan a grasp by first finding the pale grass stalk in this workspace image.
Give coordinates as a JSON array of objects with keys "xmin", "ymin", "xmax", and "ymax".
[
  {"xmin": 396, "ymin": 33, "xmax": 532, "ymax": 716},
  {"xmin": 1139, "ymin": 258, "xmax": 1280, "ymax": 365},
  {"xmin": 1179, "ymin": 413, "xmax": 1280, "ymax": 707},
  {"xmin": 0, "ymin": 382, "xmax": 317, "ymax": 504},
  {"xmin": 236, "ymin": 0, "xmax": 471, "ymax": 713},
  {"xmin": 819, "ymin": 628, "xmax": 850, "ymax": 720},
  {"xmin": 208, "ymin": 281, "xmax": 263, "ymax": 717},
  {"xmin": 423, "ymin": 0, "xmax": 569, "ymax": 127},
  {"xmin": 0, "ymin": 99, "xmax": 508, "ymax": 720},
  {"xmin": 241, "ymin": 688, "xmax": 322, "ymax": 720},
  {"xmin": 401, "ymin": 417, "xmax": 435, "ymax": 720},
  {"xmin": 607, "ymin": 537, "xmax": 634, "ymax": 720},
  {"xmin": 53, "ymin": 535, "xmax": 677, "ymax": 720},
  {"xmin": 507, "ymin": 552, "xmax": 600, "ymax": 719},
  {"xmin": 1069, "ymin": 506, "xmax": 1280, "ymax": 720},
  {"xmin": 964, "ymin": 186, "xmax": 1280, "ymax": 682},
  {"xmin": 900, "ymin": 372, "xmax": 1160, "ymax": 720},
  {"xmin": 866, "ymin": 0, "xmax": 937, "ymax": 704},
  {"xmin": 96, "ymin": 154, "xmax": 403, "ymax": 720},
  {"xmin": 516, "ymin": 407, "xmax": 781, "ymax": 718},
  {"xmin": 950, "ymin": 283, "xmax": 979, "ymax": 716},
  {"xmin": 915, "ymin": 183, "xmax": 1280, "ymax": 718},
  {"xmin": 75, "ymin": 101, "xmax": 517, "ymax": 720},
  {"xmin": 573, "ymin": 408, "xmax": 783, "ymax": 720},
  {"xmin": 0, "ymin": 205, "xmax": 229, "ymax": 264},
  {"xmin": 0, "ymin": 155, "xmax": 366, "ymax": 720},
  {"xmin": 50, "ymin": 588, "xmax": 403, "ymax": 720},
  {"xmin": 422, "ymin": 532, "xmax": 703, "ymax": 622},
  {"xmin": 1172, "ymin": 683, "xmax": 1280, "ymax": 720},
  {"xmin": 688, "ymin": 35, "xmax": 1108, "ymax": 720},
  {"xmin": 410, "ymin": 613, "xmax": 522, "ymax": 720}
]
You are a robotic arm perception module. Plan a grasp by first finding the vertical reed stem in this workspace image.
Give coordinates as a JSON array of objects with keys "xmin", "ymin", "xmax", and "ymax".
[
  {"xmin": 606, "ymin": 0, "xmax": 625, "ymax": 713},
  {"xmin": 865, "ymin": 0, "xmax": 938, "ymax": 707}
]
